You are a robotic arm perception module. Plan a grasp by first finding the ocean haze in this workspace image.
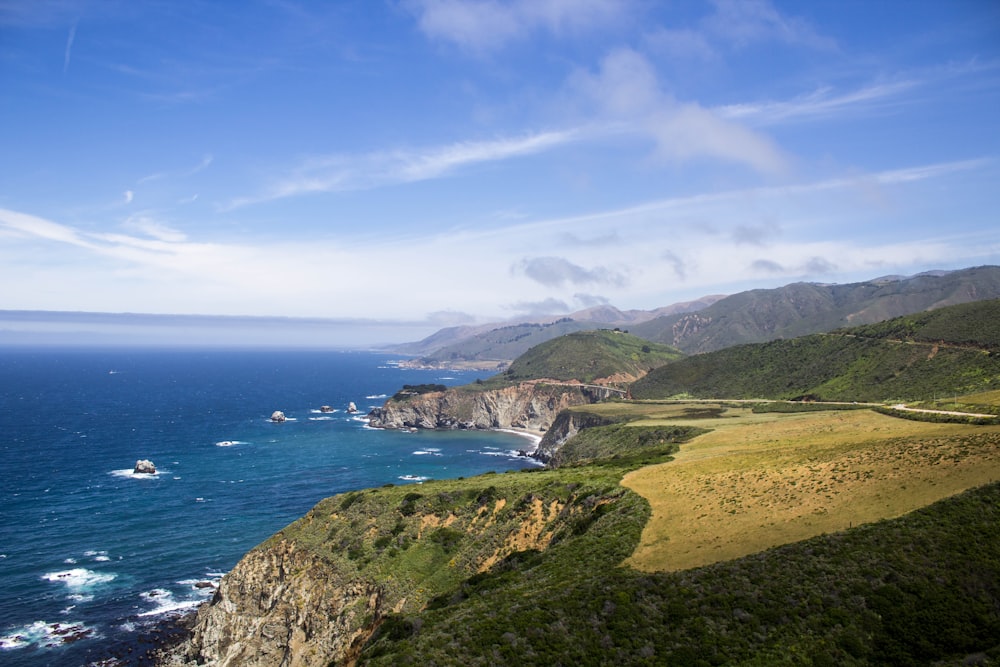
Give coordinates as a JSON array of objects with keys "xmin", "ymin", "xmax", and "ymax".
[{"xmin": 0, "ymin": 311, "xmax": 439, "ymax": 349}]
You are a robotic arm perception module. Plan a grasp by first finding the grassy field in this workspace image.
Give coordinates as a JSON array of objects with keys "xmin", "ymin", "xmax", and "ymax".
[{"xmin": 564, "ymin": 401, "xmax": 1000, "ymax": 572}]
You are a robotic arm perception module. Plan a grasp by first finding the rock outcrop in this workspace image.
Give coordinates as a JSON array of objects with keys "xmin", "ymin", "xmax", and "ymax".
[
  {"xmin": 164, "ymin": 540, "xmax": 382, "ymax": 667},
  {"xmin": 270, "ymin": 411, "xmax": 286, "ymax": 422},
  {"xmin": 532, "ymin": 410, "xmax": 619, "ymax": 464},
  {"xmin": 368, "ymin": 381, "xmax": 618, "ymax": 434},
  {"xmin": 134, "ymin": 459, "xmax": 156, "ymax": 474}
]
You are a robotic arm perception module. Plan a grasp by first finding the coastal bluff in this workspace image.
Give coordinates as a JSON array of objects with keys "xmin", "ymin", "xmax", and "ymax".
[
  {"xmin": 159, "ymin": 463, "xmax": 642, "ymax": 666},
  {"xmin": 366, "ymin": 380, "xmax": 620, "ymax": 433}
]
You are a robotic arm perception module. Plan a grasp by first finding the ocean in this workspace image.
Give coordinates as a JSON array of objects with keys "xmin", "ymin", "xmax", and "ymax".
[{"xmin": 0, "ymin": 348, "xmax": 539, "ymax": 666}]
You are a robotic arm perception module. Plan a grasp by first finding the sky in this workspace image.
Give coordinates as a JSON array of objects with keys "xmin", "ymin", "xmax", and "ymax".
[{"xmin": 1, "ymin": 0, "xmax": 999, "ymax": 345}]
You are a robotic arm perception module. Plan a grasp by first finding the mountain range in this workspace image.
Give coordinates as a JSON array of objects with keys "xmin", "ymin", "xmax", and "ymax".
[{"xmin": 397, "ymin": 265, "xmax": 1000, "ymax": 364}]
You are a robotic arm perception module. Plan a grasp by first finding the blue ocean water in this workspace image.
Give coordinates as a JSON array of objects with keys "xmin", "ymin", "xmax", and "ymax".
[{"xmin": 0, "ymin": 348, "xmax": 538, "ymax": 666}]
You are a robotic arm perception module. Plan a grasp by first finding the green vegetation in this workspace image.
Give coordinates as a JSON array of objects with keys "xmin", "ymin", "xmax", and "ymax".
[
  {"xmin": 500, "ymin": 329, "xmax": 682, "ymax": 385},
  {"xmin": 324, "ymin": 296, "xmax": 1000, "ymax": 664},
  {"xmin": 873, "ymin": 405, "xmax": 1000, "ymax": 425},
  {"xmin": 391, "ymin": 384, "xmax": 447, "ymax": 400},
  {"xmin": 542, "ymin": 411, "xmax": 707, "ymax": 468},
  {"xmin": 361, "ymin": 479, "xmax": 1000, "ymax": 666},
  {"xmin": 632, "ymin": 299, "xmax": 1000, "ymax": 402},
  {"xmin": 844, "ymin": 297, "xmax": 1000, "ymax": 350},
  {"xmin": 751, "ymin": 401, "xmax": 872, "ymax": 413}
]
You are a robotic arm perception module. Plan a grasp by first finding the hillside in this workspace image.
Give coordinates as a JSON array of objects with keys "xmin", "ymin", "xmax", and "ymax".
[
  {"xmin": 394, "ymin": 297, "xmax": 722, "ymax": 364},
  {"xmin": 631, "ymin": 264, "xmax": 1000, "ymax": 353},
  {"xmin": 498, "ymin": 329, "xmax": 683, "ymax": 385},
  {"xmin": 392, "ymin": 266, "xmax": 1000, "ymax": 365},
  {"xmin": 631, "ymin": 298, "xmax": 1000, "ymax": 402},
  {"xmin": 168, "ymin": 401, "xmax": 1000, "ymax": 666}
]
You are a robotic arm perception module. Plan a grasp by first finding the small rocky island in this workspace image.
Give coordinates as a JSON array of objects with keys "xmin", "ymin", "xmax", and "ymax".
[
  {"xmin": 270, "ymin": 411, "xmax": 286, "ymax": 422},
  {"xmin": 134, "ymin": 459, "xmax": 156, "ymax": 474}
]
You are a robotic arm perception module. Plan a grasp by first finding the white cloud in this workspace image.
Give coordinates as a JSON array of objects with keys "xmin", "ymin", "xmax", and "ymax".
[
  {"xmin": 572, "ymin": 48, "xmax": 788, "ymax": 173},
  {"xmin": 718, "ymin": 81, "xmax": 919, "ymax": 125},
  {"xmin": 0, "ymin": 157, "xmax": 994, "ymax": 321},
  {"xmin": 230, "ymin": 129, "xmax": 581, "ymax": 207},
  {"xmin": 121, "ymin": 215, "xmax": 187, "ymax": 243},
  {"xmin": 406, "ymin": 0, "xmax": 628, "ymax": 52}
]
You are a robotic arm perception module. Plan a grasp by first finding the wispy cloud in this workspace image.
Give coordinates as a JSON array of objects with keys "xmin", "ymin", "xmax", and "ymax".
[
  {"xmin": 704, "ymin": 0, "xmax": 836, "ymax": 51},
  {"xmin": 138, "ymin": 154, "xmax": 214, "ymax": 184},
  {"xmin": 63, "ymin": 23, "xmax": 76, "ymax": 73},
  {"xmin": 229, "ymin": 129, "xmax": 581, "ymax": 208},
  {"xmin": 571, "ymin": 48, "xmax": 788, "ymax": 173},
  {"xmin": 718, "ymin": 81, "xmax": 918, "ymax": 124},
  {"xmin": 405, "ymin": 0, "xmax": 629, "ymax": 52}
]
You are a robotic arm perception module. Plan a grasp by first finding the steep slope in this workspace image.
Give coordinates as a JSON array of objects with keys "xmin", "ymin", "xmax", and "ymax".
[
  {"xmin": 370, "ymin": 331, "xmax": 683, "ymax": 433},
  {"xmin": 632, "ymin": 265, "xmax": 1000, "ymax": 353},
  {"xmin": 631, "ymin": 298, "xmax": 1000, "ymax": 401},
  {"xmin": 162, "ymin": 461, "xmax": 671, "ymax": 666}
]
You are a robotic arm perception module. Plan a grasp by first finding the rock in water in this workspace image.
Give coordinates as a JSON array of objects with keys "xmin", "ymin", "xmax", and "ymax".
[
  {"xmin": 320, "ymin": 405, "xmax": 333, "ymax": 413},
  {"xmin": 270, "ymin": 411, "xmax": 286, "ymax": 422},
  {"xmin": 346, "ymin": 402, "xmax": 358, "ymax": 414},
  {"xmin": 134, "ymin": 459, "xmax": 156, "ymax": 474}
]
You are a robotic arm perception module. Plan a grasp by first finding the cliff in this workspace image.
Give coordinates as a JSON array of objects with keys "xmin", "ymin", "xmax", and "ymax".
[
  {"xmin": 160, "ymin": 466, "xmax": 644, "ymax": 666},
  {"xmin": 367, "ymin": 381, "xmax": 621, "ymax": 433}
]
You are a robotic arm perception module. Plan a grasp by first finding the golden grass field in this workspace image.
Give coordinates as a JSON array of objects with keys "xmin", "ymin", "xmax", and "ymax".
[{"xmin": 598, "ymin": 401, "xmax": 1000, "ymax": 573}]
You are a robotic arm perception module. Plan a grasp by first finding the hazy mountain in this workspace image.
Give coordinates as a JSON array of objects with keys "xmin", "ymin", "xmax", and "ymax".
[{"xmin": 631, "ymin": 265, "xmax": 1000, "ymax": 354}]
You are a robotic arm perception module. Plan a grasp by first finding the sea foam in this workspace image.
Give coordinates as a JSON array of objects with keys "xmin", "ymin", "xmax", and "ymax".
[
  {"xmin": 42, "ymin": 568, "xmax": 116, "ymax": 591},
  {"xmin": 0, "ymin": 620, "xmax": 98, "ymax": 650}
]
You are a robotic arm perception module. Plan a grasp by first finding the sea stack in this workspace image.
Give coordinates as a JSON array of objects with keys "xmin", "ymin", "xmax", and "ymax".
[
  {"xmin": 134, "ymin": 459, "xmax": 156, "ymax": 474},
  {"xmin": 346, "ymin": 402, "xmax": 358, "ymax": 414},
  {"xmin": 270, "ymin": 410, "xmax": 286, "ymax": 422}
]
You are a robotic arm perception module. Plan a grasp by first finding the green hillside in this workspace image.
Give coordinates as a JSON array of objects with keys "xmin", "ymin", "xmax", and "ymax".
[
  {"xmin": 632, "ymin": 265, "xmax": 1000, "ymax": 353},
  {"xmin": 361, "ymin": 479, "xmax": 1000, "ymax": 666},
  {"xmin": 631, "ymin": 299, "xmax": 1000, "ymax": 402},
  {"xmin": 498, "ymin": 329, "xmax": 683, "ymax": 385}
]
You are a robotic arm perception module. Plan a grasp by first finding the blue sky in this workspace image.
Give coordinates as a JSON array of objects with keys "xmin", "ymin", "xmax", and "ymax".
[{"xmin": 1, "ymin": 0, "xmax": 999, "ymax": 343}]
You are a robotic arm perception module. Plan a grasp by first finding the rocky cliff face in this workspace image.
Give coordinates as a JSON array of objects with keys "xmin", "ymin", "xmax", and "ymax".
[
  {"xmin": 367, "ymin": 381, "xmax": 618, "ymax": 433},
  {"xmin": 164, "ymin": 540, "xmax": 382, "ymax": 666},
  {"xmin": 533, "ymin": 410, "xmax": 619, "ymax": 464}
]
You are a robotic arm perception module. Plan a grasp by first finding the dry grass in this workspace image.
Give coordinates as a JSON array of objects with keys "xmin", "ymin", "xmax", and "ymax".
[{"xmin": 617, "ymin": 404, "xmax": 1000, "ymax": 572}]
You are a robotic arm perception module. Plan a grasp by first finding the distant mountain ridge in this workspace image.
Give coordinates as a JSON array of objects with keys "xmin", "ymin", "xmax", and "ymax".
[
  {"xmin": 392, "ymin": 295, "xmax": 723, "ymax": 364},
  {"xmin": 400, "ymin": 266, "xmax": 1000, "ymax": 365},
  {"xmin": 630, "ymin": 298, "xmax": 1000, "ymax": 402},
  {"xmin": 632, "ymin": 265, "xmax": 1000, "ymax": 353}
]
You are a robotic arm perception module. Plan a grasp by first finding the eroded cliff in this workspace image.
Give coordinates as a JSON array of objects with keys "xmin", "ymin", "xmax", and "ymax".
[
  {"xmin": 160, "ymin": 469, "xmax": 639, "ymax": 666},
  {"xmin": 367, "ymin": 381, "xmax": 620, "ymax": 433}
]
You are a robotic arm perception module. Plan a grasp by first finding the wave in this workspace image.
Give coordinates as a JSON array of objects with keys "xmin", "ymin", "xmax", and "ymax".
[
  {"xmin": 412, "ymin": 450, "xmax": 442, "ymax": 456},
  {"xmin": 109, "ymin": 468, "xmax": 163, "ymax": 479},
  {"xmin": 365, "ymin": 393, "xmax": 387, "ymax": 399},
  {"xmin": 398, "ymin": 475, "xmax": 430, "ymax": 482},
  {"xmin": 308, "ymin": 416, "xmax": 334, "ymax": 421},
  {"xmin": 136, "ymin": 588, "xmax": 206, "ymax": 618},
  {"xmin": 0, "ymin": 620, "xmax": 99, "ymax": 651},
  {"xmin": 42, "ymin": 568, "xmax": 116, "ymax": 591},
  {"xmin": 215, "ymin": 440, "xmax": 248, "ymax": 447}
]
